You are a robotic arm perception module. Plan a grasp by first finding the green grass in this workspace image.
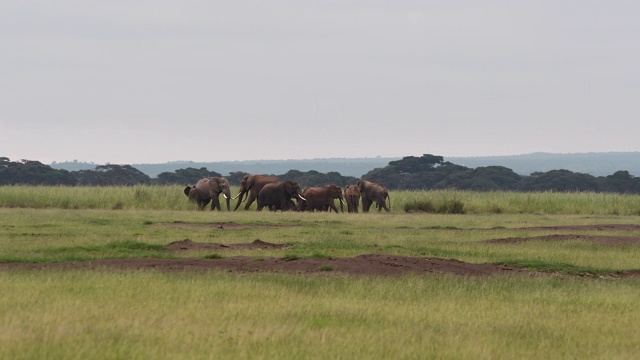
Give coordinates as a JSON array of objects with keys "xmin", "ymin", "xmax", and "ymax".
[
  {"xmin": 1, "ymin": 271, "xmax": 639, "ymax": 359},
  {"xmin": 3, "ymin": 188, "xmax": 640, "ymax": 358}
]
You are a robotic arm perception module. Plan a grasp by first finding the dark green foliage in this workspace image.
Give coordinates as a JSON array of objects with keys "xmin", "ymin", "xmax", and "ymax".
[
  {"xmin": 278, "ymin": 169, "xmax": 357, "ymax": 187},
  {"xmin": 0, "ymin": 158, "xmax": 76, "ymax": 185},
  {"xmin": 521, "ymin": 170, "xmax": 600, "ymax": 192},
  {"xmin": 387, "ymin": 154, "xmax": 444, "ymax": 173},
  {"xmin": 156, "ymin": 167, "xmax": 222, "ymax": 185},
  {"xmin": 226, "ymin": 171, "xmax": 249, "ymax": 185},
  {"xmin": 5, "ymin": 154, "xmax": 640, "ymax": 194},
  {"xmin": 363, "ymin": 153, "xmax": 640, "ymax": 193},
  {"xmin": 76, "ymin": 164, "xmax": 151, "ymax": 186}
]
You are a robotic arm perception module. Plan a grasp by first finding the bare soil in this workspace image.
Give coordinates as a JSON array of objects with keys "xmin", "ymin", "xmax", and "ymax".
[{"xmin": 2, "ymin": 224, "xmax": 640, "ymax": 277}]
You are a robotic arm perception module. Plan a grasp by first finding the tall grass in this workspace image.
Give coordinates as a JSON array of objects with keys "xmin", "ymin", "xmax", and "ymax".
[
  {"xmin": 3, "ymin": 186, "xmax": 640, "ymax": 215},
  {"xmin": 2, "ymin": 270, "xmax": 640, "ymax": 359}
]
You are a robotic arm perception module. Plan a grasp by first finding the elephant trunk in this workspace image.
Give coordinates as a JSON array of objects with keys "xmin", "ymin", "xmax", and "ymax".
[
  {"xmin": 224, "ymin": 191, "xmax": 231, "ymax": 211},
  {"xmin": 233, "ymin": 191, "xmax": 246, "ymax": 211}
]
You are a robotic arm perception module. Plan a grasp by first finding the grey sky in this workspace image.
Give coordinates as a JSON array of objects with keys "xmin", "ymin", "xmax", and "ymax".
[{"xmin": 2, "ymin": 1, "xmax": 639, "ymax": 164}]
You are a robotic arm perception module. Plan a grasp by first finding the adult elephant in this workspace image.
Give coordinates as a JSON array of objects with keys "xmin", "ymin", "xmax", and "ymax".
[
  {"xmin": 184, "ymin": 177, "xmax": 231, "ymax": 211},
  {"xmin": 232, "ymin": 174, "xmax": 280, "ymax": 211},
  {"xmin": 357, "ymin": 179, "xmax": 390, "ymax": 212},
  {"xmin": 256, "ymin": 180, "xmax": 306, "ymax": 211},
  {"xmin": 344, "ymin": 184, "xmax": 361, "ymax": 213},
  {"xmin": 299, "ymin": 184, "xmax": 345, "ymax": 213}
]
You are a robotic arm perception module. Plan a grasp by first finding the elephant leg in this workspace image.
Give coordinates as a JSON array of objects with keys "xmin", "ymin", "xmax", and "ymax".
[
  {"xmin": 363, "ymin": 198, "xmax": 373, "ymax": 212},
  {"xmin": 212, "ymin": 195, "xmax": 222, "ymax": 211},
  {"xmin": 199, "ymin": 197, "xmax": 211, "ymax": 210},
  {"xmin": 209, "ymin": 194, "xmax": 217, "ymax": 211},
  {"xmin": 328, "ymin": 203, "xmax": 339, "ymax": 213},
  {"xmin": 376, "ymin": 200, "xmax": 390, "ymax": 212},
  {"xmin": 244, "ymin": 193, "xmax": 257, "ymax": 210}
]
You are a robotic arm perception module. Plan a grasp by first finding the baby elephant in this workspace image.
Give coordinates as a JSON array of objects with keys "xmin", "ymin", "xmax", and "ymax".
[{"xmin": 344, "ymin": 184, "xmax": 361, "ymax": 213}]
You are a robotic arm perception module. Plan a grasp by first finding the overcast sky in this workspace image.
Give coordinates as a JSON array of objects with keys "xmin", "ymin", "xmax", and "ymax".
[{"xmin": 2, "ymin": 1, "xmax": 639, "ymax": 165}]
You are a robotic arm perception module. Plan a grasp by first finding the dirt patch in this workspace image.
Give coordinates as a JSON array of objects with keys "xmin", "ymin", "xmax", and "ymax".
[
  {"xmin": 166, "ymin": 239, "xmax": 289, "ymax": 251},
  {"xmin": 516, "ymin": 224, "xmax": 640, "ymax": 231},
  {"xmin": 488, "ymin": 234, "xmax": 640, "ymax": 246},
  {"xmin": 0, "ymin": 254, "xmax": 538, "ymax": 277},
  {"xmin": 156, "ymin": 221, "xmax": 290, "ymax": 230}
]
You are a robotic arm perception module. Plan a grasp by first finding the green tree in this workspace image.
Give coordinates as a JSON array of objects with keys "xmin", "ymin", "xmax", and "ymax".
[
  {"xmin": 155, "ymin": 167, "xmax": 222, "ymax": 185},
  {"xmin": 76, "ymin": 165, "xmax": 150, "ymax": 186}
]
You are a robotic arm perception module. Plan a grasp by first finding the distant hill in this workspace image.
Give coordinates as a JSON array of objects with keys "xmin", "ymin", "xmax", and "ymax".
[
  {"xmin": 446, "ymin": 152, "xmax": 640, "ymax": 177},
  {"xmin": 50, "ymin": 152, "xmax": 640, "ymax": 178}
]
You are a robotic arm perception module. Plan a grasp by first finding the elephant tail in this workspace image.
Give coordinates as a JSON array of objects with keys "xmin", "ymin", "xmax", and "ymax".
[{"xmin": 385, "ymin": 191, "xmax": 391, "ymax": 209}]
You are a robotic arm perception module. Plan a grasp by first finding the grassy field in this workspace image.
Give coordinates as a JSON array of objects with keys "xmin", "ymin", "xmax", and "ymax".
[{"xmin": 1, "ymin": 186, "xmax": 640, "ymax": 358}]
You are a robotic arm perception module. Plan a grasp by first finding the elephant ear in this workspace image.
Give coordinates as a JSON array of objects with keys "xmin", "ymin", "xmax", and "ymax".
[
  {"xmin": 283, "ymin": 181, "xmax": 294, "ymax": 195},
  {"xmin": 246, "ymin": 175, "xmax": 256, "ymax": 189},
  {"xmin": 183, "ymin": 186, "xmax": 192, "ymax": 197},
  {"xmin": 209, "ymin": 178, "xmax": 220, "ymax": 192}
]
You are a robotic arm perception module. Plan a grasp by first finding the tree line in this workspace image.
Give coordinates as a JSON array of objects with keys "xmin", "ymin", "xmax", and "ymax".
[
  {"xmin": 3, "ymin": 155, "xmax": 640, "ymax": 194},
  {"xmin": 0, "ymin": 157, "xmax": 358, "ymax": 188},
  {"xmin": 361, "ymin": 154, "xmax": 640, "ymax": 193}
]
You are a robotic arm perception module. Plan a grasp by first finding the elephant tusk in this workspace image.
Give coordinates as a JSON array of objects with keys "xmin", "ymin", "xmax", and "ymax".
[
  {"xmin": 298, "ymin": 195, "xmax": 307, "ymax": 201},
  {"xmin": 232, "ymin": 193, "xmax": 241, "ymax": 200},
  {"xmin": 339, "ymin": 198, "xmax": 346, "ymax": 205},
  {"xmin": 223, "ymin": 194, "xmax": 228, "ymax": 199}
]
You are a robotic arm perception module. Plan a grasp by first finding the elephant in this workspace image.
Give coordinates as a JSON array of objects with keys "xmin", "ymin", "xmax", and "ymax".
[
  {"xmin": 298, "ymin": 184, "xmax": 345, "ymax": 213},
  {"xmin": 183, "ymin": 183, "xmax": 211, "ymax": 210},
  {"xmin": 183, "ymin": 177, "xmax": 232, "ymax": 211},
  {"xmin": 256, "ymin": 180, "xmax": 306, "ymax": 211},
  {"xmin": 232, "ymin": 174, "xmax": 280, "ymax": 211},
  {"xmin": 344, "ymin": 184, "xmax": 361, "ymax": 213},
  {"xmin": 357, "ymin": 179, "xmax": 390, "ymax": 212}
]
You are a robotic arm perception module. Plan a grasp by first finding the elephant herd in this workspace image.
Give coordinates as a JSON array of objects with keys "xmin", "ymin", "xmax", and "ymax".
[{"xmin": 183, "ymin": 174, "xmax": 390, "ymax": 213}]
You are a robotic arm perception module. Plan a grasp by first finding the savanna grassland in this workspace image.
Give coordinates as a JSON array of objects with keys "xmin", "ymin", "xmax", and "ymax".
[{"xmin": 1, "ymin": 185, "xmax": 640, "ymax": 359}]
